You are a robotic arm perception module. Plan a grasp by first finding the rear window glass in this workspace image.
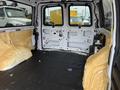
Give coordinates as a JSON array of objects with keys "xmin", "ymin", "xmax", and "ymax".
[
  {"xmin": 69, "ymin": 5, "xmax": 92, "ymax": 26},
  {"xmin": 0, "ymin": 0, "xmax": 32, "ymax": 28},
  {"xmin": 44, "ymin": 6, "xmax": 63, "ymax": 26}
]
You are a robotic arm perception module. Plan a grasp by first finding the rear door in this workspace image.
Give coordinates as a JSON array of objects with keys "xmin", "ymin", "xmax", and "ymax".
[
  {"xmin": 67, "ymin": 4, "xmax": 95, "ymax": 53},
  {"xmin": 41, "ymin": 4, "xmax": 67, "ymax": 50},
  {"xmin": 41, "ymin": 2, "xmax": 95, "ymax": 53}
]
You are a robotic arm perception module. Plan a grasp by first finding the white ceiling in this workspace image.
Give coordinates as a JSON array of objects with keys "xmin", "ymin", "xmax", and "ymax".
[
  {"xmin": 12, "ymin": 0, "xmax": 94, "ymax": 5},
  {"xmin": 10, "ymin": 0, "xmax": 103, "ymax": 6}
]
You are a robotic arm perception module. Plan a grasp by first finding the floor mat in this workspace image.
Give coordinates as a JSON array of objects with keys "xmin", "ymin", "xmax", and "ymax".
[{"xmin": 0, "ymin": 50, "xmax": 87, "ymax": 90}]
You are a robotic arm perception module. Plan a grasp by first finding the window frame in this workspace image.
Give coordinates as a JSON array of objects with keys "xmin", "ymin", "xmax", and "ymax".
[
  {"xmin": 43, "ymin": 5, "xmax": 64, "ymax": 26},
  {"xmin": 68, "ymin": 4, "xmax": 93, "ymax": 27}
]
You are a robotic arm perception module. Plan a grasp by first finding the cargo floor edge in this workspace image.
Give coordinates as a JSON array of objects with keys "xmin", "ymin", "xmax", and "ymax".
[{"xmin": 0, "ymin": 50, "xmax": 87, "ymax": 90}]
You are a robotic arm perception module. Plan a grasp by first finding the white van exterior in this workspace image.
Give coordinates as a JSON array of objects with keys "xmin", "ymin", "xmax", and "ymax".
[{"xmin": 0, "ymin": 6, "xmax": 31, "ymax": 27}]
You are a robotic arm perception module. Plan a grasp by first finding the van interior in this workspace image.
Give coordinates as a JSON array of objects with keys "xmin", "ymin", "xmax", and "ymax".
[{"xmin": 0, "ymin": 0, "xmax": 114, "ymax": 90}]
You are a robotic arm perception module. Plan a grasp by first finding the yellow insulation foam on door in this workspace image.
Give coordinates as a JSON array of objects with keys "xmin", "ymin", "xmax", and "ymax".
[
  {"xmin": 0, "ymin": 30, "xmax": 33, "ymax": 71},
  {"xmin": 83, "ymin": 33, "xmax": 112, "ymax": 90}
]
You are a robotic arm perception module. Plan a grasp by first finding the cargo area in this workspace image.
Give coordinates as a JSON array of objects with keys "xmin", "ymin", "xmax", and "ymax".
[
  {"xmin": 0, "ymin": 50, "xmax": 87, "ymax": 90},
  {"xmin": 0, "ymin": 0, "xmax": 113, "ymax": 90}
]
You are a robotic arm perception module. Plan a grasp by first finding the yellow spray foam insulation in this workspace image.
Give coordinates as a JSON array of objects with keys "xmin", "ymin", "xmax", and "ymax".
[
  {"xmin": 83, "ymin": 33, "xmax": 112, "ymax": 90},
  {"xmin": 9, "ymin": 30, "xmax": 33, "ymax": 49},
  {"xmin": 0, "ymin": 30, "xmax": 33, "ymax": 71}
]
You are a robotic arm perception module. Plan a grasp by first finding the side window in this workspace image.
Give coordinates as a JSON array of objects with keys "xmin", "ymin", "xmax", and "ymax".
[
  {"xmin": 44, "ymin": 6, "xmax": 63, "ymax": 26},
  {"xmin": 69, "ymin": 5, "xmax": 92, "ymax": 26},
  {"xmin": 0, "ymin": 8, "xmax": 5, "ymax": 17},
  {"xmin": 0, "ymin": 0, "xmax": 32, "ymax": 27}
]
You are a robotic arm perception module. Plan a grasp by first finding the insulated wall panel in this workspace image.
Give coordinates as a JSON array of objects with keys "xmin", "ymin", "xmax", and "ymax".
[
  {"xmin": 0, "ymin": 30, "xmax": 33, "ymax": 71},
  {"xmin": 83, "ymin": 33, "xmax": 111, "ymax": 90}
]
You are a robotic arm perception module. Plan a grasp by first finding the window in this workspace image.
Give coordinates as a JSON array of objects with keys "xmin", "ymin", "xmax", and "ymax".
[
  {"xmin": 0, "ymin": 0, "xmax": 32, "ymax": 27},
  {"xmin": 0, "ymin": 8, "xmax": 5, "ymax": 17},
  {"xmin": 69, "ymin": 5, "xmax": 92, "ymax": 26},
  {"xmin": 44, "ymin": 6, "xmax": 63, "ymax": 26}
]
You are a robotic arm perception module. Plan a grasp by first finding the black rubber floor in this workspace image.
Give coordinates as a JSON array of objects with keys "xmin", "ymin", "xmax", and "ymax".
[{"xmin": 0, "ymin": 51, "xmax": 87, "ymax": 90}]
